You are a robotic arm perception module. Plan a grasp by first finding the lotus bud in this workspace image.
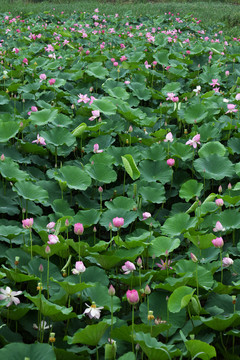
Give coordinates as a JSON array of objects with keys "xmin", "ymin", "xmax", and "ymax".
[
  {"xmin": 14, "ymin": 256, "xmax": 20, "ymax": 265},
  {"xmin": 232, "ymin": 295, "xmax": 236, "ymax": 305},
  {"xmin": 1, "ymin": 154, "xmax": 5, "ymax": 161},
  {"xmin": 190, "ymin": 334, "xmax": 195, "ymax": 340},
  {"xmin": 190, "ymin": 253, "xmax": 198, "ymax": 263},
  {"xmin": 45, "ymin": 245, "xmax": 51, "ymax": 254},
  {"xmin": 65, "ymin": 219, "xmax": 69, "ymax": 227},
  {"xmin": 98, "ymin": 186, "xmax": 103, "ymax": 193},
  {"xmin": 137, "ymin": 257, "xmax": 142, "ymax": 267},
  {"xmin": 39, "ymin": 264, "xmax": 44, "ymax": 272},
  {"xmin": 218, "ymin": 185, "xmax": 222, "ymax": 193},
  {"xmin": 108, "ymin": 284, "xmax": 115, "ymax": 296},
  {"xmin": 228, "ymin": 183, "xmax": 232, "ymax": 190},
  {"xmin": 93, "ymin": 226, "xmax": 97, "ymax": 233},
  {"xmin": 145, "ymin": 284, "xmax": 151, "ymax": 295}
]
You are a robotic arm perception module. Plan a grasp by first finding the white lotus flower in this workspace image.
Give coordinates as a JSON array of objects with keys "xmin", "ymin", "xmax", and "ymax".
[
  {"xmin": 0, "ymin": 286, "xmax": 22, "ymax": 307},
  {"xmin": 83, "ymin": 302, "xmax": 104, "ymax": 319}
]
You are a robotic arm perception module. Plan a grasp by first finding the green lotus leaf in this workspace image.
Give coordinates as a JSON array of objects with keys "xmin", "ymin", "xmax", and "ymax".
[
  {"xmin": 161, "ymin": 82, "xmax": 181, "ymax": 95},
  {"xmin": 83, "ymin": 284, "xmax": 121, "ymax": 311},
  {"xmin": 171, "ymin": 142, "xmax": 193, "ymax": 161},
  {"xmin": 51, "ymin": 199, "xmax": 75, "ymax": 217},
  {"xmin": 168, "ymin": 286, "xmax": 195, "ymax": 313},
  {"xmin": 99, "ymin": 209, "xmax": 137, "ymax": 230},
  {"xmin": 29, "ymin": 108, "xmax": 58, "ymax": 126},
  {"xmin": 103, "ymin": 79, "xmax": 129, "ymax": 100},
  {"xmin": 71, "ymin": 122, "xmax": 87, "ymax": 137},
  {"xmin": 51, "ymin": 279, "xmax": 94, "ymax": 295},
  {"xmin": 67, "ymin": 321, "xmax": 110, "ymax": 346},
  {"xmin": 153, "ymin": 50, "xmax": 169, "ymax": 66},
  {"xmin": 1, "ymin": 303, "xmax": 33, "ymax": 320},
  {"xmin": 105, "ymin": 196, "xmax": 136, "ymax": 211},
  {"xmin": 40, "ymin": 127, "xmax": 76, "ymax": 147},
  {"xmin": 0, "ymin": 121, "xmax": 19, "ymax": 142},
  {"xmin": 198, "ymin": 141, "xmax": 226, "ymax": 158},
  {"xmin": 13, "ymin": 181, "xmax": 49, "ymax": 203},
  {"xmin": 91, "ymin": 98, "xmax": 117, "ymax": 115},
  {"xmin": 0, "ymin": 95, "xmax": 9, "ymax": 105},
  {"xmin": 74, "ymin": 209, "xmax": 100, "ymax": 227},
  {"xmin": 161, "ymin": 213, "xmax": 198, "ymax": 236},
  {"xmin": 228, "ymin": 137, "xmax": 240, "ymax": 154},
  {"xmin": 139, "ymin": 160, "xmax": 172, "ymax": 184},
  {"xmin": 25, "ymin": 294, "xmax": 76, "ymax": 321},
  {"xmin": 144, "ymin": 143, "xmax": 166, "ymax": 161},
  {"xmin": 122, "ymin": 154, "xmax": 140, "ymax": 180},
  {"xmin": 184, "ymin": 103, "xmax": 208, "ymax": 124},
  {"xmin": 199, "ymin": 313, "xmax": 240, "ymax": 331},
  {"xmin": 0, "ymin": 343, "xmax": 56, "ymax": 360},
  {"xmin": 118, "ymin": 352, "xmax": 136, "ymax": 360},
  {"xmin": 185, "ymin": 340, "xmax": 216, "ymax": 360},
  {"xmin": 85, "ymin": 62, "xmax": 109, "ymax": 79},
  {"xmin": 194, "ymin": 155, "xmax": 234, "ymax": 180},
  {"xmin": 128, "ymin": 82, "xmax": 151, "ymax": 101},
  {"xmin": 148, "ymin": 236, "xmax": 180, "ymax": 257},
  {"xmin": 85, "ymin": 163, "xmax": 117, "ymax": 184},
  {"xmin": 139, "ymin": 182, "xmax": 166, "ymax": 204},
  {"xmin": 0, "ymin": 225, "xmax": 24, "ymax": 239},
  {"xmin": 185, "ymin": 231, "xmax": 215, "ymax": 249},
  {"xmin": 179, "ymin": 179, "xmax": 203, "ymax": 202},
  {"xmin": 48, "ymin": 166, "xmax": 91, "ymax": 191}
]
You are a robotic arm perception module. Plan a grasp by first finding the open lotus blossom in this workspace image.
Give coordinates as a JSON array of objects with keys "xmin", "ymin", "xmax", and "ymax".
[
  {"xmin": 112, "ymin": 217, "xmax": 124, "ymax": 228},
  {"xmin": 222, "ymin": 257, "xmax": 234, "ymax": 267},
  {"xmin": 226, "ymin": 104, "xmax": 238, "ymax": 114},
  {"xmin": 48, "ymin": 78, "xmax": 56, "ymax": 85},
  {"xmin": 89, "ymin": 110, "xmax": 100, "ymax": 121},
  {"xmin": 156, "ymin": 258, "xmax": 173, "ymax": 270},
  {"xmin": 72, "ymin": 261, "xmax": 86, "ymax": 275},
  {"xmin": 212, "ymin": 237, "xmax": 224, "ymax": 248},
  {"xmin": 185, "ymin": 134, "xmax": 201, "ymax": 148},
  {"xmin": 83, "ymin": 302, "xmax": 103, "ymax": 319},
  {"xmin": 32, "ymin": 134, "xmax": 46, "ymax": 146},
  {"xmin": 33, "ymin": 320, "xmax": 50, "ymax": 331},
  {"xmin": 164, "ymin": 132, "xmax": 173, "ymax": 142},
  {"xmin": 210, "ymin": 79, "xmax": 220, "ymax": 87},
  {"xmin": 46, "ymin": 222, "xmax": 55, "ymax": 231},
  {"xmin": 39, "ymin": 73, "xmax": 47, "ymax": 81},
  {"xmin": 193, "ymin": 85, "xmax": 201, "ymax": 95},
  {"xmin": 236, "ymin": 93, "xmax": 240, "ymax": 101},
  {"xmin": 78, "ymin": 93, "xmax": 90, "ymax": 103},
  {"xmin": 122, "ymin": 261, "xmax": 136, "ymax": 274},
  {"xmin": 166, "ymin": 92, "xmax": 179, "ymax": 102},
  {"xmin": 142, "ymin": 212, "xmax": 151, "ymax": 220},
  {"xmin": 22, "ymin": 218, "xmax": 34, "ymax": 229},
  {"xmin": 0, "ymin": 286, "xmax": 22, "ymax": 307},
  {"xmin": 47, "ymin": 234, "xmax": 59, "ymax": 245},
  {"xmin": 126, "ymin": 289, "xmax": 139, "ymax": 305},
  {"xmin": 93, "ymin": 143, "xmax": 103, "ymax": 153},
  {"xmin": 213, "ymin": 221, "xmax": 225, "ymax": 232}
]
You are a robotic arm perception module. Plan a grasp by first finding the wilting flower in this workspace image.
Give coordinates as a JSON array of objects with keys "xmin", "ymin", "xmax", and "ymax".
[
  {"xmin": 213, "ymin": 221, "xmax": 225, "ymax": 232},
  {"xmin": 122, "ymin": 261, "xmax": 136, "ymax": 274},
  {"xmin": 112, "ymin": 217, "xmax": 124, "ymax": 228},
  {"xmin": 33, "ymin": 320, "xmax": 50, "ymax": 331},
  {"xmin": 74, "ymin": 223, "xmax": 84, "ymax": 235},
  {"xmin": 156, "ymin": 259, "xmax": 173, "ymax": 270},
  {"xmin": 186, "ymin": 134, "xmax": 201, "ymax": 148},
  {"xmin": 0, "ymin": 286, "xmax": 22, "ymax": 307},
  {"xmin": 212, "ymin": 237, "xmax": 224, "ymax": 248},
  {"xmin": 222, "ymin": 257, "xmax": 234, "ymax": 267},
  {"xmin": 22, "ymin": 218, "xmax": 34, "ymax": 229},
  {"xmin": 72, "ymin": 261, "xmax": 86, "ymax": 275},
  {"xmin": 47, "ymin": 234, "xmax": 59, "ymax": 245},
  {"xmin": 126, "ymin": 289, "xmax": 139, "ymax": 305},
  {"xmin": 93, "ymin": 143, "xmax": 103, "ymax": 153},
  {"xmin": 32, "ymin": 134, "xmax": 46, "ymax": 146},
  {"xmin": 84, "ymin": 302, "xmax": 103, "ymax": 319}
]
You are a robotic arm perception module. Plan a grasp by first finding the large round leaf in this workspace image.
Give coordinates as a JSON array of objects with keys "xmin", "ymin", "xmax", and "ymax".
[
  {"xmin": 91, "ymin": 98, "xmax": 117, "ymax": 115},
  {"xmin": 30, "ymin": 108, "xmax": 58, "ymax": 126},
  {"xmin": 0, "ymin": 158, "xmax": 30, "ymax": 181},
  {"xmin": 161, "ymin": 213, "xmax": 198, "ymax": 236},
  {"xmin": 85, "ymin": 163, "xmax": 117, "ymax": 184},
  {"xmin": 194, "ymin": 155, "xmax": 234, "ymax": 180},
  {"xmin": 168, "ymin": 286, "xmax": 195, "ymax": 313},
  {"xmin": 0, "ymin": 343, "xmax": 56, "ymax": 360},
  {"xmin": 184, "ymin": 103, "xmax": 208, "ymax": 124},
  {"xmin": 13, "ymin": 181, "xmax": 49, "ymax": 203},
  {"xmin": 148, "ymin": 236, "xmax": 180, "ymax": 257},
  {"xmin": 139, "ymin": 160, "xmax": 172, "ymax": 184},
  {"xmin": 139, "ymin": 182, "xmax": 165, "ymax": 203},
  {"xmin": 67, "ymin": 322, "xmax": 110, "ymax": 346},
  {"xmin": 179, "ymin": 179, "xmax": 203, "ymax": 202},
  {"xmin": 40, "ymin": 127, "xmax": 76, "ymax": 147},
  {"xmin": 198, "ymin": 141, "xmax": 226, "ymax": 158},
  {"xmin": 0, "ymin": 121, "xmax": 19, "ymax": 142},
  {"xmin": 185, "ymin": 340, "xmax": 216, "ymax": 360},
  {"xmin": 48, "ymin": 166, "xmax": 91, "ymax": 191}
]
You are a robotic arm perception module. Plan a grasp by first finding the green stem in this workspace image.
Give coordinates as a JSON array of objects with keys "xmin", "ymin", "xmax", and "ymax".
[
  {"xmin": 123, "ymin": 170, "xmax": 126, "ymax": 195},
  {"xmin": 55, "ymin": 146, "xmax": 58, "ymax": 168},
  {"xmin": 29, "ymin": 229, "xmax": 32, "ymax": 260},
  {"xmin": 220, "ymin": 248, "xmax": 223, "ymax": 283},
  {"xmin": 196, "ymin": 263, "xmax": 199, "ymax": 297},
  {"xmin": 110, "ymin": 296, "xmax": 113, "ymax": 339},
  {"xmin": 78, "ymin": 235, "xmax": 81, "ymax": 260},
  {"xmin": 47, "ymin": 255, "xmax": 50, "ymax": 300},
  {"xmin": 132, "ymin": 305, "xmax": 135, "ymax": 353}
]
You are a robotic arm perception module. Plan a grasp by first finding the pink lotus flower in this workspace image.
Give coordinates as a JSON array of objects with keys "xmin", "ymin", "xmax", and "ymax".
[
  {"xmin": 142, "ymin": 212, "xmax": 151, "ymax": 220},
  {"xmin": 46, "ymin": 222, "xmax": 55, "ymax": 232},
  {"xmin": 72, "ymin": 261, "xmax": 86, "ymax": 275},
  {"xmin": 126, "ymin": 289, "xmax": 139, "ymax": 305},
  {"xmin": 215, "ymin": 198, "xmax": 224, "ymax": 207},
  {"xmin": 122, "ymin": 261, "xmax": 136, "ymax": 274},
  {"xmin": 212, "ymin": 237, "xmax": 224, "ymax": 248},
  {"xmin": 22, "ymin": 218, "xmax": 33, "ymax": 229},
  {"xmin": 74, "ymin": 223, "xmax": 84, "ymax": 235},
  {"xmin": 185, "ymin": 134, "xmax": 201, "ymax": 148},
  {"xmin": 112, "ymin": 217, "xmax": 124, "ymax": 228},
  {"xmin": 113, "ymin": 61, "xmax": 118, "ymax": 67},
  {"xmin": 23, "ymin": 58, "xmax": 28, "ymax": 65},
  {"xmin": 190, "ymin": 253, "xmax": 198, "ymax": 263},
  {"xmin": 108, "ymin": 285, "xmax": 116, "ymax": 296},
  {"xmin": 32, "ymin": 134, "xmax": 46, "ymax": 146},
  {"xmin": 89, "ymin": 110, "xmax": 100, "ymax": 121},
  {"xmin": 1, "ymin": 154, "xmax": 5, "ymax": 161},
  {"xmin": 236, "ymin": 93, "xmax": 240, "ymax": 101},
  {"xmin": 93, "ymin": 143, "xmax": 103, "ymax": 153},
  {"xmin": 156, "ymin": 258, "xmax": 173, "ymax": 270},
  {"xmin": 222, "ymin": 257, "xmax": 234, "ymax": 267},
  {"xmin": 213, "ymin": 221, "xmax": 225, "ymax": 232},
  {"xmin": 39, "ymin": 73, "xmax": 47, "ymax": 81},
  {"xmin": 47, "ymin": 234, "xmax": 59, "ymax": 245},
  {"xmin": 49, "ymin": 78, "xmax": 56, "ymax": 85},
  {"xmin": 164, "ymin": 132, "xmax": 173, "ymax": 142},
  {"xmin": 120, "ymin": 55, "xmax": 127, "ymax": 62},
  {"xmin": 167, "ymin": 158, "xmax": 175, "ymax": 167},
  {"xmin": 226, "ymin": 104, "xmax": 238, "ymax": 114},
  {"xmin": 210, "ymin": 79, "xmax": 220, "ymax": 87},
  {"xmin": 31, "ymin": 106, "xmax": 38, "ymax": 112},
  {"xmin": 0, "ymin": 286, "xmax": 22, "ymax": 307}
]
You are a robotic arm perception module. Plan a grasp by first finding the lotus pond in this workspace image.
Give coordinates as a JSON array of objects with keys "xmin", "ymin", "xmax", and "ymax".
[{"xmin": 0, "ymin": 7, "xmax": 240, "ymax": 360}]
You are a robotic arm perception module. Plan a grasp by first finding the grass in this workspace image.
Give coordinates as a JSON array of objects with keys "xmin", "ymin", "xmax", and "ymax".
[{"xmin": 1, "ymin": 0, "xmax": 240, "ymax": 36}]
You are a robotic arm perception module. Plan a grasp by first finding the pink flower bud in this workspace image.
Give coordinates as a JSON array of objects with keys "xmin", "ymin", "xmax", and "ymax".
[
  {"xmin": 74, "ymin": 223, "xmax": 84, "ymax": 235},
  {"xmin": 126, "ymin": 289, "xmax": 139, "ymax": 305},
  {"xmin": 122, "ymin": 261, "xmax": 136, "ymax": 274},
  {"xmin": 137, "ymin": 257, "xmax": 142, "ymax": 267},
  {"xmin": 1, "ymin": 154, "xmax": 5, "ymax": 161},
  {"xmin": 39, "ymin": 264, "xmax": 44, "ymax": 272},
  {"xmin": 45, "ymin": 245, "xmax": 51, "ymax": 254},
  {"xmin": 98, "ymin": 186, "xmax": 103, "ymax": 193},
  {"xmin": 72, "ymin": 261, "xmax": 86, "ymax": 274},
  {"xmin": 228, "ymin": 183, "xmax": 232, "ymax": 190},
  {"xmin": 93, "ymin": 226, "xmax": 97, "ymax": 233},
  {"xmin": 47, "ymin": 234, "xmax": 59, "ymax": 245},
  {"xmin": 190, "ymin": 253, "xmax": 198, "ymax": 263},
  {"xmin": 212, "ymin": 237, "xmax": 224, "ymax": 248},
  {"xmin": 218, "ymin": 185, "xmax": 222, "ymax": 193},
  {"xmin": 22, "ymin": 218, "xmax": 34, "ymax": 229},
  {"xmin": 142, "ymin": 212, "xmax": 151, "ymax": 220},
  {"xmin": 215, "ymin": 198, "xmax": 224, "ymax": 207},
  {"xmin": 49, "ymin": 78, "xmax": 56, "ymax": 85},
  {"xmin": 46, "ymin": 222, "xmax": 55, "ymax": 230},
  {"xmin": 145, "ymin": 284, "xmax": 151, "ymax": 295},
  {"xmin": 112, "ymin": 217, "xmax": 124, "ymax": 228},
  {"xmin": 65, "ymin": 219, "xmax": 69, "ymax": 227},
  {"xmin": 108, "ymin": 284, "xmax": 116, "ymax": 296},
  {"xmin": 167, "ymin": 158, "xmax": 175, "ymax": 167}
]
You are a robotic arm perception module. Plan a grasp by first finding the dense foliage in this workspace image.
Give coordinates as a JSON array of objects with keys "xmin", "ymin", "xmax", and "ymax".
[{"xmin": 0, "ymin": 8, "xmax": 240, "ymax": 359}]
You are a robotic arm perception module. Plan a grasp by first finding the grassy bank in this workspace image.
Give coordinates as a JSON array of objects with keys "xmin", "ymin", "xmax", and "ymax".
[{"xmin": 0, "ymin": 1, "xmax": 239, "ymax": 37}]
